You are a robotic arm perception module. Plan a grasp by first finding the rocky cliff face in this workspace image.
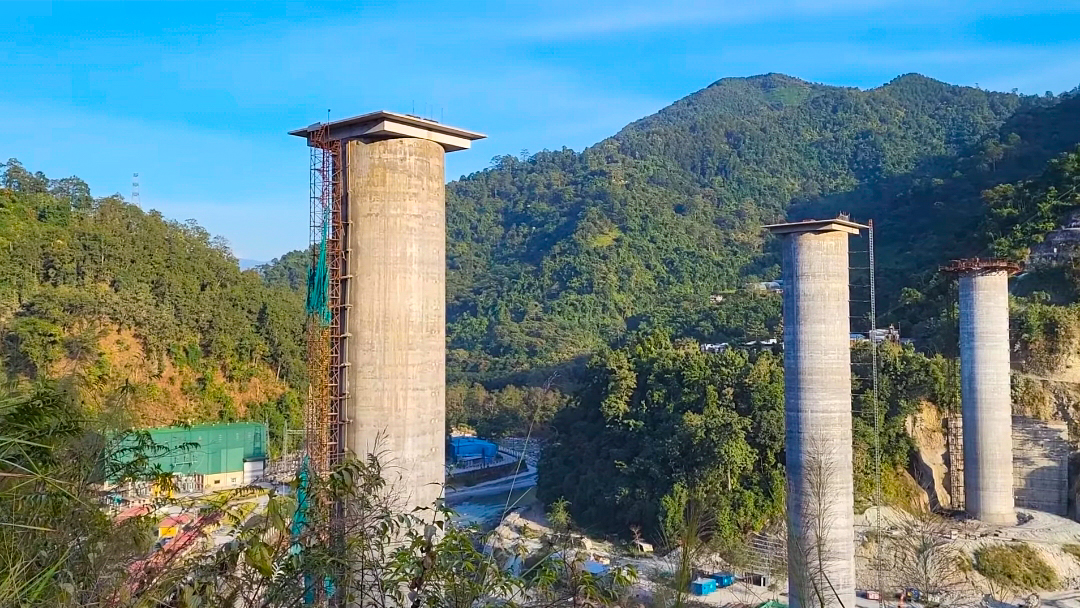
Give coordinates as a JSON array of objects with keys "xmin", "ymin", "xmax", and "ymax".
[{"xmin": 909, "ymin": 403, "xmax": 952, "ymax": 511}]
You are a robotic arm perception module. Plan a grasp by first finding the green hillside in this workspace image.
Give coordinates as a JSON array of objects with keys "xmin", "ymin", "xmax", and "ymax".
[
  {"xmin": 7, "ymin": 71, "xmax": 1080, "ymax": 542},
  {"xmin": 9, "ymin": 72, "xmax": 1080, "ymax": 452},
  {"xmin": 256, "ymin": 73, "xmax": 1080, "ymax": 440},
  {"xmin": 795, "ymin": 93, "xmax": 1080, "ymax": 348},
  {"xmin": 0, "ymin": 160, "xmax": 305, "ymax": 445},
  {"xmin": 442, "ymin": 73, "xmax": 1061, "ymax": 378}
]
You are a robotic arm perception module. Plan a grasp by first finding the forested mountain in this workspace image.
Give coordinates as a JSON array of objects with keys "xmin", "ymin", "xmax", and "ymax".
[
  {"xmin": 795, "ymin": 92, "xmax": 1080, "ymax": 347},
  {"xmin": 442, "ymin": 73, "xmax": 1065, "ymax": 379},
  {"xmin": 7, "ymin": 69, "xmax": 1080, "ymax": 602},
  {"xmin": 0, "ymin": 160, "xmax": 305, "ymax": 441},
  {"xmin": 258, "ymin": 248, "xmax": 310, "ymax": 292},
  {"xmin": 257, "ymin": 72, "xmax": 1080, "ymax": 436},
  {"xmin": 8, "ymin": 71, "xmax": 1080, "ymax": 467},
  {"xmin": 512, "ymin": 74, "xmax": 1080, "ymax": 539},
  {"xmin": 544, "ymin": 138, "xmax": 1080, "ymax": 539}
]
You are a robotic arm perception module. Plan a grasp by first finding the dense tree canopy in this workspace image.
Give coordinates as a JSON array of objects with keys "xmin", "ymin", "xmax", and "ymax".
[
  {"xmin": 257, "ymin": 248, "xmax": 311, "ymax": 292},
  {"xmin": 537, "ymin": 331, "xmax": 786, "ymax": 543},
  {"xmin": 261, "ymin": 73, "xmax": 1080, "ymax": 453},
  {"xmin": 1, "ymin": 383, "xmax": 631, "ymax": 607},
  {"xmin": 256, "ymin": 75, "xmax": 1080, "ymax": 386},
  {"xmin": 442, "ymin": 74, "xmax": 1058, "ymax": 379},
  {"xmin": 536, "ymin": 331, "xmax": 958, "ymax": 543},
  {"xmin": 796, "ymin": 94, "xmax": 1080, "ymax": 344},
  {"xmin": 0, "ymin": 159, "xmax": 306, "ymax": 445}
]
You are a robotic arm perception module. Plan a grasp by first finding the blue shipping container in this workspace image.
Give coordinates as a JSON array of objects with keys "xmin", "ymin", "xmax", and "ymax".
[
  {"xmin": 709, "ymin": 572, "xmax": 736, "ymax": 588},
  {"xmin": 690, "ymin": 578, "xmax": 717, "ymax": 596}
]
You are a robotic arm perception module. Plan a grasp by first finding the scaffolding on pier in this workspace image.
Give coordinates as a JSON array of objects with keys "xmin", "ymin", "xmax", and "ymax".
[
  {"xmin": 945, "ymin": 414, "xmax": 1070, "ymax": 516},
  {"xmin": 295, "ymin": 122, "xmax": 350, "ymax": 607},
  {"xmin": 305, "ymin": 123, "xmax": 347, "ymax": 474}
]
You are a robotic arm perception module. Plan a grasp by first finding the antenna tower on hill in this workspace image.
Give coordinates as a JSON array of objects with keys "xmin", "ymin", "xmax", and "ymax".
[{"xmin": 131, "ymin": 173, "xmax": 140, "ymax": 207}]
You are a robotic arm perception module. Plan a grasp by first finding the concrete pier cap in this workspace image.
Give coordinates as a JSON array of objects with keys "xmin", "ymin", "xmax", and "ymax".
[
  {"xmin": 763, "ymin": 216, "xmax": 866, "ymax": 608},
  {"xmin": 763, "ymin": 217, "xmax": 868, "ymax": 236},
  {"xmin": 289, "ymin": 110, "xmax": 486, "ymax": 151},
  {"xmin": 942, "ymin": 258, "xmax": 1020, "ymax": 526},
  {"xmin": 289, "ymin": 111, "xmax": 484, "ymax": 513}
]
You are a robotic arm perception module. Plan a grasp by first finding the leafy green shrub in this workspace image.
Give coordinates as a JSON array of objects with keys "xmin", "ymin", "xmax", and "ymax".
[
  {"xmin": 1011, "ymin": 299, "xmax": 1079, "ymax": 375},
  {"xmin": 973, "ymin": 543, "xmax": 1059, "ymax": 590},
  {"xmin": 1011, "ymin": 375, "xmax": 1054, "ymax": 420}
]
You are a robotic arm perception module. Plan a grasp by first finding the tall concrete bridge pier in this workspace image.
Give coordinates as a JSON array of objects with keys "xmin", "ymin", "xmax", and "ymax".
[
  {"xmin": 765, "ymin": 218, "xmax": 865, "ymax": 608},
  {"xmin": 291, "ymin": 112, "xmax": 485, "ymax": 512},
  {"xmin": 944, "ymin": 259, "xmax": 1019, "ymax": 526}
]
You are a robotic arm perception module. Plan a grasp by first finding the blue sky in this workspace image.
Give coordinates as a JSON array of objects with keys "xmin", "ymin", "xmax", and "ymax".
[{"xmin": 3, "ymin": 1, "xmax": 1080, "ymax": 261}]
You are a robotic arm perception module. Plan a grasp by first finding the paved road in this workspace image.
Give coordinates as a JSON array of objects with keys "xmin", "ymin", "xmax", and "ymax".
[
  {"xmin": 1044, "ymin": 589, "xmax": 1080, "ymax": 608},
  {"xmin": 445, "ymin": 465, "xmax": 536, "ymax": 502}
]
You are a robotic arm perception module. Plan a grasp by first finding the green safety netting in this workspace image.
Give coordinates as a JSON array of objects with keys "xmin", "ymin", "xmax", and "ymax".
[
  {"xmin": 306, "ymin": 218, "xmax": 332, "ymax": 325},
  {"xmin": 299, "ymin": 202, "xmax": 333, "ymax": 605}
]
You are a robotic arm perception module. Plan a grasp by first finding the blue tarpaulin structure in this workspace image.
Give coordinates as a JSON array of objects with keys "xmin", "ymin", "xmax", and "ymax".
[
  {"xmin": 709, "ymin": 572, "xmax": 736, "ymax": 588},
  {"xmin": 690, "ymin": 578, "xmax": 717, "ymax": 596},
  {"xmin": 447, "ymin": 437, "xmax": 498, "ymax": 464}
]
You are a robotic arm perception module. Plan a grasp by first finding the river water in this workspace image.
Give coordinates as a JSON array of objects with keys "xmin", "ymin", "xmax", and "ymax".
[{"xmin": 448, "ymin": 486, "xmax": 537, "ymax": 529}]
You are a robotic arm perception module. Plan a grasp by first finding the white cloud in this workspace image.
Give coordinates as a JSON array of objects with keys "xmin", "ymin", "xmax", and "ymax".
[{"xmin": 514, "ymin": 0, "xmax": 904, "ymax": 40}]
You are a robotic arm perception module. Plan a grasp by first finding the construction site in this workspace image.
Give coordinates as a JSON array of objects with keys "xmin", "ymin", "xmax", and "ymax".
[
  {"xmin": 278, "ymin": 111, "xmax": 1080, "ymax": 608},
  {"xmin": 479, "ymin": 225, "xmax": 1080, "ymax": 608},
  {"xmin": 287, "ymin": 112, "xmax": 485, "ymax": 509}
]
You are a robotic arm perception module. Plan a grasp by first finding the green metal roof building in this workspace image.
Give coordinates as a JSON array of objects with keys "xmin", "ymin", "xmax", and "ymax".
[{"xmin": 120, "ymin": 422, "xmax": 268, "ymax": 476}]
